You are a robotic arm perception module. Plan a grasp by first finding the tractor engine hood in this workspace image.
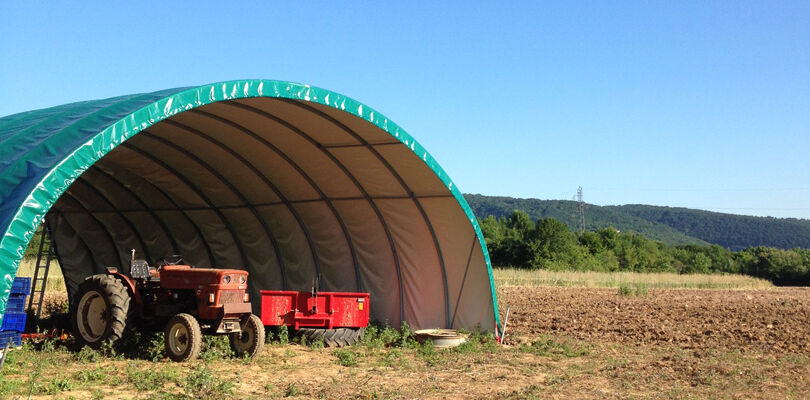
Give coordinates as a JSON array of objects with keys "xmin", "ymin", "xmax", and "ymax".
[{"xmin": 159, "ymin": 265, "xmax": 248, "ymax": 289}]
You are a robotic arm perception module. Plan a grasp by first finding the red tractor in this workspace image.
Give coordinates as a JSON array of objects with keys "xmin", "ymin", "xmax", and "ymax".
[{"xmin": 71, "ymin": 251, "xmax": 263, "ymax": 362}]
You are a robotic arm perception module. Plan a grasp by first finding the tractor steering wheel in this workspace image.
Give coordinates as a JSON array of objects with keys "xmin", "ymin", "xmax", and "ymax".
[{"xmin": 159, "ymin": 254, "xmax": 184, "ymax": 268}]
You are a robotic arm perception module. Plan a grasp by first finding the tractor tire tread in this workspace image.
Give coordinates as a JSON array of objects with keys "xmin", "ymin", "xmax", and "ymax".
[
  {"xmin": 71, "ymin": 274, "xmax": 131, "ymax": 348},
  {"xmin": 296, "ymin": 328, "xmax": 364, "ymax": 347},
  {"xmin": 165, "ymin": 313, "xmax": 202, "ymax": 362},
  {"xmin": 229, "ymin": 314, "xmax": 265, "ymax": 358}
]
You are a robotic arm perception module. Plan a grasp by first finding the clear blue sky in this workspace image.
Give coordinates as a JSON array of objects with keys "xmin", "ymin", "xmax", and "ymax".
[{"xmin": 2, "ymin": 1, "xmax": 808, "ymax": 218}]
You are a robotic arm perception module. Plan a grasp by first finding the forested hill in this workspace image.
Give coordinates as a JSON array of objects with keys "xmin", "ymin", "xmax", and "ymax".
[
  {"xmin": 607, "ymin": 205, "xmax": 810, "ymax": 250},
  {"xmin": 464, "ymin": 194, "xmax": 810, "ymax": 249}
]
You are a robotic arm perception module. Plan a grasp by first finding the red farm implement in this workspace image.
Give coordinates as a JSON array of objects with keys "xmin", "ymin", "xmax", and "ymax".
[{"xmin": 260, "ymin": 290, "xmax": 369, "ymax": 347}]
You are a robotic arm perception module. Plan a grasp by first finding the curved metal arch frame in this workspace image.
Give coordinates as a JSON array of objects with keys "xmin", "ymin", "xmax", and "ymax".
[
  {"xmin": 94, "ymin": 161, "xmax": 217, "ymax": 266},
  {"xmin": 136, "ymin": 130, "xmax": 288, "ymax": 282},
  {"xmin": 278, "ymin": 99, "xmax": 452, "ymax": 328},
  {"xmin": 55, "ymin": 193, "xmax": 123, "ymax": 274},
  {"xmin": 157, "ymin": 118, "xmax": 311, "ymax": 289},
  {"xmin": 88, "ymin": 166, "xmax": 182, "ymax": 256},
  {"xmin": 72, "ymin": 177, "xmax": 154, "ymax": 263},
  {"xmin": 213, "ymin": 101, "xmax": 402, "ymax": 314},
  {"xmin": 120, "ymin": 142, "xmax": 251, "ymax": 269},
  {"xmin": 186, "ymin": 108, "xmax": 356, "ymax": 291},
  {"xmin": 188, "ymin": 106, "xmax": 366, "ymax": 291},
  {"xmin": 47, "ymin": 210, "xmax": 104, "ymax": 287}
]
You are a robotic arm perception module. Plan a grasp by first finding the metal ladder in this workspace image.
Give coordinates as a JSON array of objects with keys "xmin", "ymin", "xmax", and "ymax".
[{"xmin": 27, "ymin": 220, "xmax": 54, "ymax": 321}]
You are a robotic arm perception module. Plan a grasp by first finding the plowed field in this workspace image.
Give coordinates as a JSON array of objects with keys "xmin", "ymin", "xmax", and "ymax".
[
  {"xmin": 6, "ymin": 287, "xmax": 810, "ymax": 399},
  {"xmin": 499, "ymin": 286, "xmax": 810, "ymax": 353}
]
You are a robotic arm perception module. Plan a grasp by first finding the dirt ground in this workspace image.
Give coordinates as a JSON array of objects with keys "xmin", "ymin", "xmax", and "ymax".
[
  {"xmin": 499, "ymin": 286, "xmax": 810, "ymax": 354},
  {"xmin": 4, "ymin": 287, "xmax": 810, "ymax": 399}
]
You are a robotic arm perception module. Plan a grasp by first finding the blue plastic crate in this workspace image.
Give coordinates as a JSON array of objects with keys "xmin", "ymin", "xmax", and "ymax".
[
  {"xmin": 11, "ymin": 277, "xmax": 32, "ymax": 296},
  {"xmin": 5, "ymin": 295, "xmax": 27, "ymax": 313},
  {"xmin": 0, "ymin": 331, "xmax": 22, "ymax": 347},
  {"xmin": 0, "ymin": 312, "xmax": 26, "ymax": 332}
]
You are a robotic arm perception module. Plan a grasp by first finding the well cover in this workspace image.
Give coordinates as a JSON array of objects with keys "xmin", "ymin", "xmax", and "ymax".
[{"xmin": 0, "ymin": 80, "xmax": 500, "ymax": 332}]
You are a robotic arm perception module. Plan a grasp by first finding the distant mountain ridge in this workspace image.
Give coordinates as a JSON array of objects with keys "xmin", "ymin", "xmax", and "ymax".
[{"xmin": 464, "ymin": 194, "xmax": 810, "ymax": 250}]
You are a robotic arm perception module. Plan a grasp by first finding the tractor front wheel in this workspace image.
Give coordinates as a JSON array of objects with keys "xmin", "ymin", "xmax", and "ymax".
[
  {"xmin": 229, "ymin": 314, "xmax": 265, "ymax": 358},
  {"xmin": 71, "ymin": 274, "xmax": 131, "ymax": 348},
  {"xmin": 165, "ymin": 313, "xmax": 201, "ymax": 362}
]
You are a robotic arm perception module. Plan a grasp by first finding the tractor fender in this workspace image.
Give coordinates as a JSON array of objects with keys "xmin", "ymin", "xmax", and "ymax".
[{"xmin": 106, "ymin": 267, "xmax": 142, "ymax": 305}]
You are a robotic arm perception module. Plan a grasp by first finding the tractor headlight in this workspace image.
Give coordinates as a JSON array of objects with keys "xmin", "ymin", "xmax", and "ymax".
[
  {"xmin": 222, "ymin": 275, "xmax": 231, "ymax": 284},
  {"xmin": 239, "ymin": 275, "xmax": 246, "ymax": 284},
  {"xmin": 208, "ymin": 293, "xmax": 215, "ymax": 304}
]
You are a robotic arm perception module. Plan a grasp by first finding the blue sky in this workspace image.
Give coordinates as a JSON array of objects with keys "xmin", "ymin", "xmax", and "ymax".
[{"xmin": 2, "ymin": 1, "xmax": 808, "ymax": 218}]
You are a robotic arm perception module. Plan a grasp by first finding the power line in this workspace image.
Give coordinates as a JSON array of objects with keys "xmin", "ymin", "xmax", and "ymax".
[{"xmin": 577, "ymin": 186, "xmax": 585, "ymax": 233}]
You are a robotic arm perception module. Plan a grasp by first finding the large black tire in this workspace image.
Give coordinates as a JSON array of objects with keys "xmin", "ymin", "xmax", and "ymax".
[
  {"xmin": 165, "ymin": 313, "xmax": 202, "ymax": 362},
  {"xmin": 229, "ymin": 314, "xmax": 265, "ymax": 358},
  {"xmin": 71, "ymin": 274, "xmax": 131, "ymax": 348},
  {"xmin": 297, "ymin": 328, "xmax": 364, "ymax": 347}
]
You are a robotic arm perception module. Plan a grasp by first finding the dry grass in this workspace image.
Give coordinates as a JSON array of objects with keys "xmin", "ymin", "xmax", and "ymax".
[
  {"xmin": 493, "ymin": 267, "xmax": 774, "ymax": 289},
  {"xmin": 14, "ymin": 258, "xmax": 66, "ymax": 293}
]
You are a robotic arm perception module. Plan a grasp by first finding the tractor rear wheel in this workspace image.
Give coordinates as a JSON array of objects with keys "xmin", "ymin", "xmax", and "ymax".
[
  {"xmin": 71, "ymin": 274, "xmax": 131, "ymax": 348},
  {"xmin": 297, "ymin": 328, "xmax": 364, "ymax": 347},
  {"xmin": 229, "ymin": 314, "xmax": 265, "ymax": 358},
  {"xmin": 165, "ymin": 313, "xmax": 202, "ymax": 362}
]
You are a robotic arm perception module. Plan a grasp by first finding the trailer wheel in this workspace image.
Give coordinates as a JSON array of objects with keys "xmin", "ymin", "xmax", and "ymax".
[
  {"xmin": 297, "ymin": 328, "xmax": 365, "ymax": 347},
  {"xmin": 165, "ymin": 313, "xmax": 201, "ymax": 362},
  {"xmin": 230, "ymin": 314, "xmax": 265, "ymax": 358},
  {"xmin": 71, "ymin": 274, "xmax": 131, "ymax": 348}
]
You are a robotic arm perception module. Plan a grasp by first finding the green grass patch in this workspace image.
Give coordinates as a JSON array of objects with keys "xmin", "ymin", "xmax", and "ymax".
[{"xmin": 520, "ymin": 335, "xmax": 591, "ymax": 359}]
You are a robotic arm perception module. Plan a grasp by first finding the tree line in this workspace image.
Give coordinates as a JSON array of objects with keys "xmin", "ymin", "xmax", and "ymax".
[
  {"xmin": 480, "ymin": 210, "xmax": 810, "ymax": 286},
  {"xmin": 465, "ymin": 193, "xmax": 810, "ymax": 249}
]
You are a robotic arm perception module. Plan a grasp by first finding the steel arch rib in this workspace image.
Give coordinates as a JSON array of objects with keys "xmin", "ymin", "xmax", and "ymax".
[
  {"xmin": 277, "ymin": 99, "xmax": 451, "ymax": 327},
  {"xmin": 94, "ymin": 161, "xmax": 217, "ymax": 266},
  {"xmin": 73, "ymin": 177, "xmax": 154, "ymax": 263},
  {"xmin": 197, "ymin": 104, "xmax": 365, "ymax": 293},
  {"xmin": 88, "ymin": 166, "xmax": 182, "ymax": 256},
  {"xmin": 129, "ymin": 133, "xmax": 263, "ymax": 271},
  {"xmin": 158, "ymin": 119, "xmax": 291, "ymax": 289},
  {"xmin": 184, "ymin": 109, "xmax": 335, "ymax": 288},
  {"xmin": 57, "ymin": 193, "xmax": 124, "ymax": 273},
  {"xmin": 47, "ymin": 210, "xmax": 104, "ymax": 285},
  {"xmin": 120, "ymin": 143, "xmax": 250, "ymax": 269}
]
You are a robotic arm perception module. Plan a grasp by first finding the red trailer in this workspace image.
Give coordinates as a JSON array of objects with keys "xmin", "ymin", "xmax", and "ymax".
[{"xmin": 260, "ymin": 290, "xmax": 369, "ymax": 347}]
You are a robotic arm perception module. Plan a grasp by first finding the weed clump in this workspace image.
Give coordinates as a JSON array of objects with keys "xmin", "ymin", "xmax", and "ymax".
[
  {"xmin": 199, "ymin": 335, "xmax": 234, "ymax": 361},
  {"xmin": 618, "ymin": 283, "xmax": 649, "ymax": 297},
  {"xmin": 334, "ymin": 348, "xmax": 360, "ymax": 366},
  {"xmin": 183, "ymin": 364, "xmax": 235, "ymax": 399},
  {"xmin": 520, "ymin": 335, "xmax": 591, "ymax": 359}
]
